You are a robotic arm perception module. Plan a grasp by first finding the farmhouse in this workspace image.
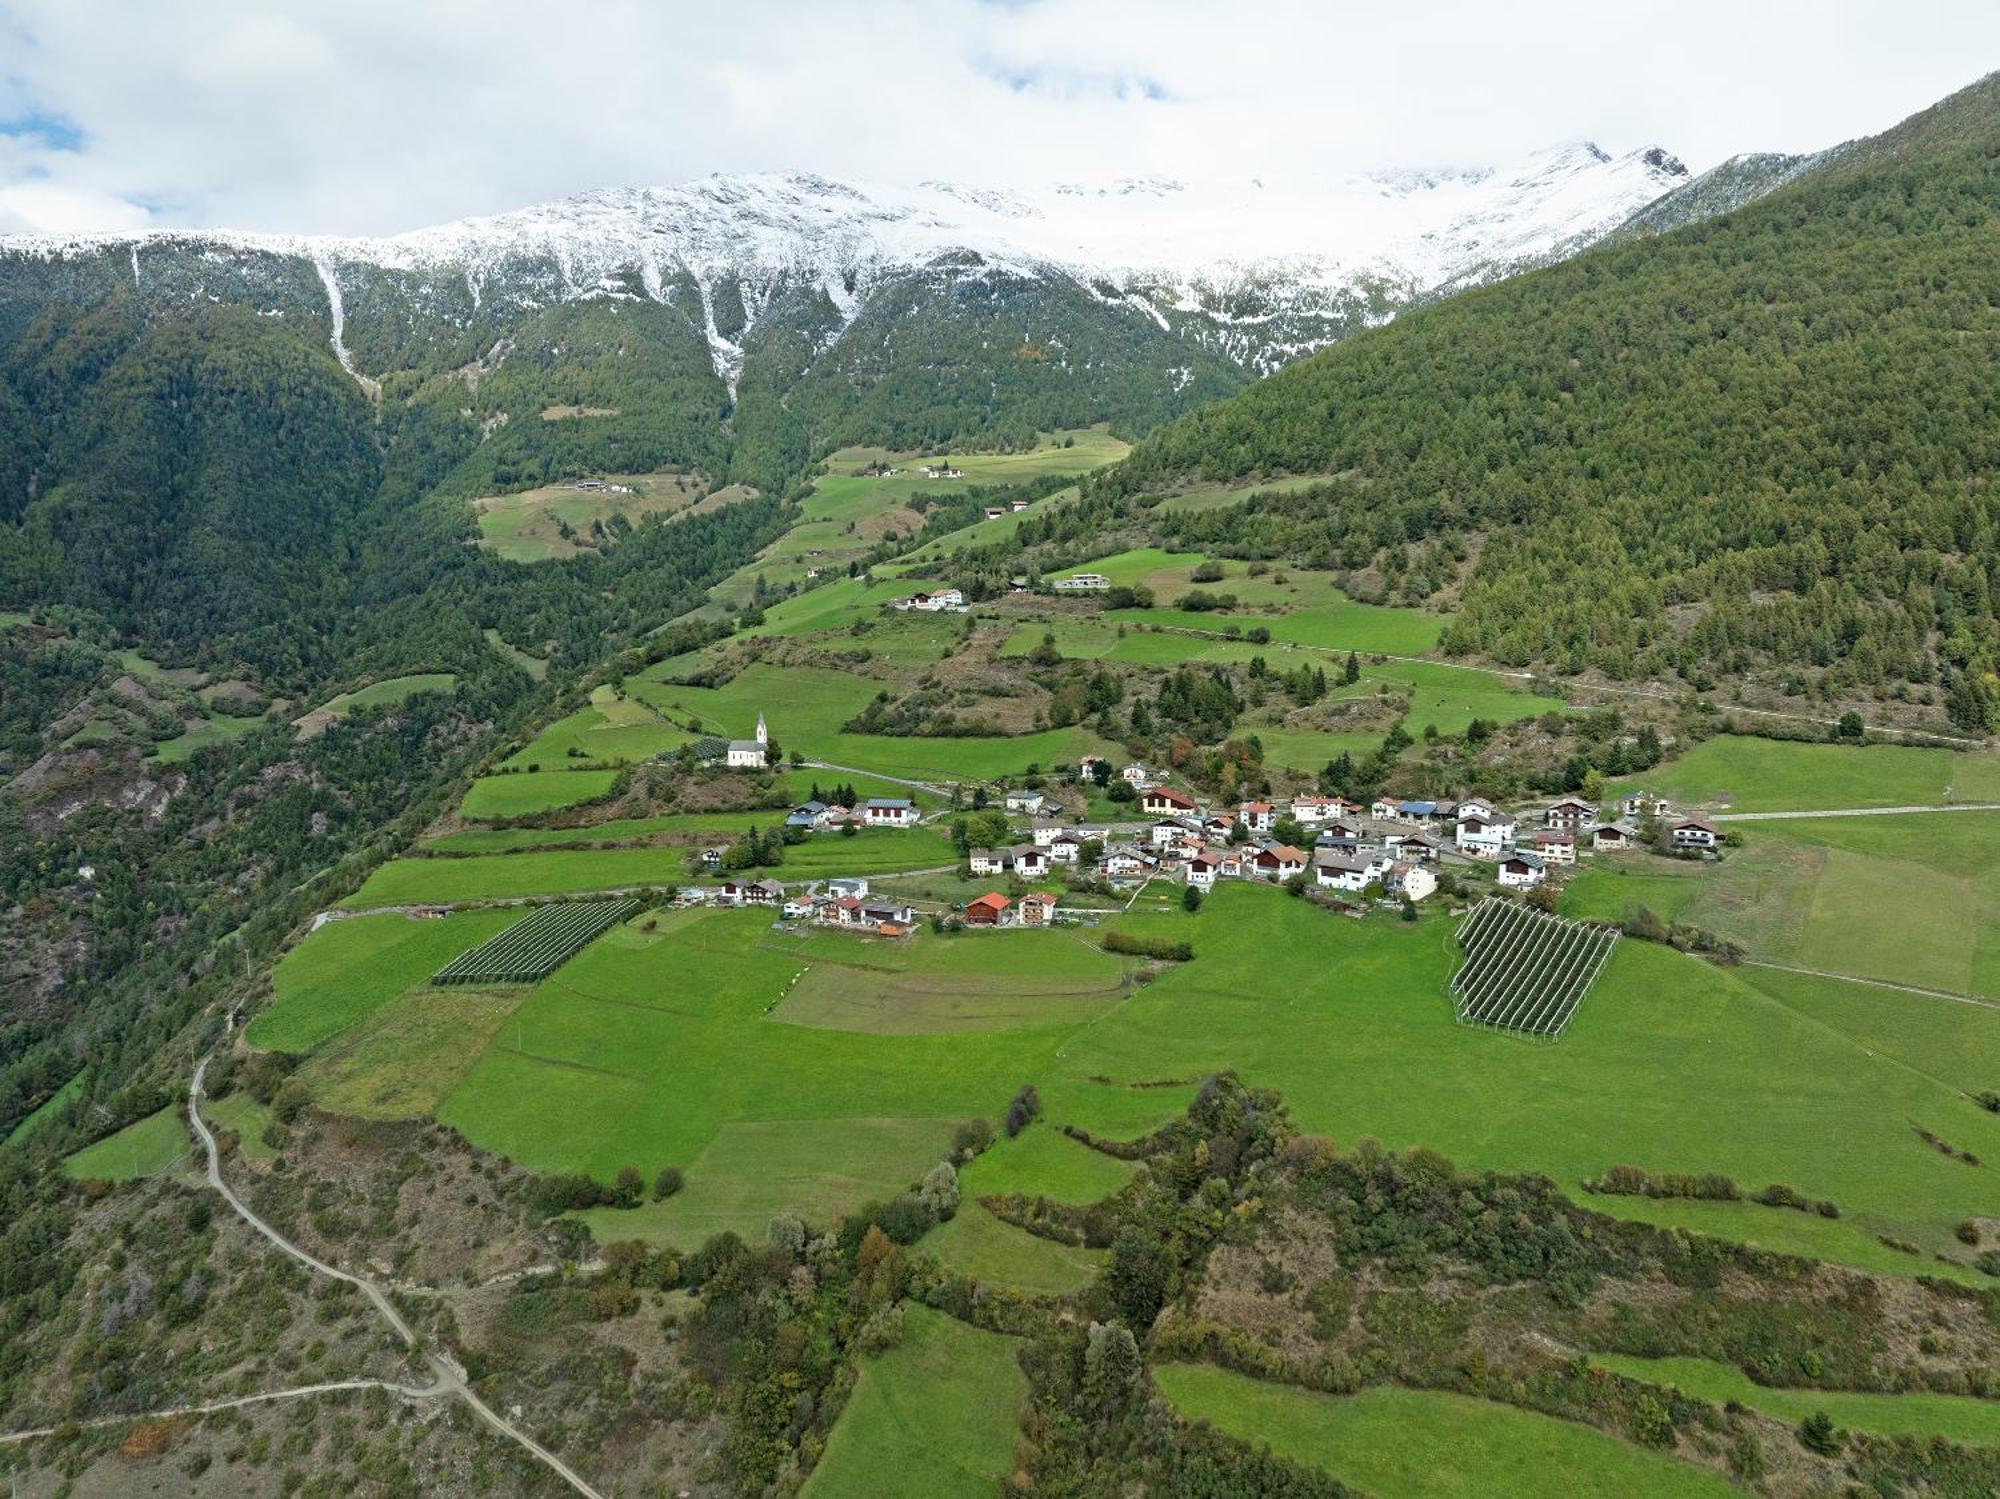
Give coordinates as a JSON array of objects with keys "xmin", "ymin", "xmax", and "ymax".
[
  {"xmin": 893, "ymin": 588, "xmax": 967, "ymax": 613},
  {"xmin": 721, "ymin": 878, "xmax": 784, "ymax": 906},
  {"xmin": 725, "ymin": 712, "xmax": 770, "ymax": 769},
  {"xmin": 1186, "ymin": 851, "xmax": 1220, "ymax": 889},
  {"xmin": 920, "ymin": 463, "xmax": 965, "ymax": 479},
  {"xmin": 1102, "ymin": 847, "xmax": 1147, "ymax": 879},
  {"xmin": 1396, "ymin": 831, "xmax": 1442, "ymax": 863},
  {"xmin": 1004, "ymin": 788, "xmax": 1047, "ymax": 815},
  {"xmin": 1589, "ymin": 823, "xmax": 1633, "ymax": 852},
  {"xmin": 1121, "ymin": 763, "xmax": 1150, "ymax": 786},
  {"xmin": 1017, "ymin": 891, "xmax": 1060, "ymax": 927},
  {"xmin": 1453, "ymin": 798, "xmax": 1498, "ymax": 824},
  {"xmin": 1252, "ymin": 844, "xmax": 1308, "ymax": 881},
  {"xmin": 1009, "ymin": 497, "xmax": 1030, "ymax": 512},
  {"xmin": 1622, "ymin": 791, "xmax": 1673, "ymax": 818},
  {"xmin": 1009, "ymin": 844, "xmax": 1051, "ymax": 879},
  {"xmin": 785, "ymin": 800, "xmax": 829, "ymax": 829},
  {"xmin": 984, "ymin": 507, "xmax": 1006, "ymax": 519},
  {"xmin": 968, "ymin": 848, "xmax": 1008, "ymax": 876},
  {"xmin": 1455, "ymin": 812, "xmax": 1516, "ymax": 858},
  {"xmin": 1045, "ymin": 833, "xmax": 1083, "ymax": 864},
  {"xmin": 863, "ymin": 797, "xmax": 918, "ymax": 827},
  {"xmin": 1151, "ymin": 817, "xmax": 1199, "ymax": 850},
  {"xmin": 1544, "ymin": 797, "xmax": 1598, "ymax": 830},
  {"xmin": 1142, "ymin": 786, "xmax": 1198, "ymax": 816},
  {"xmin": 1030, "ymin": 818, "xmax": 1068, "ymax": 847},
  {"xmin": 1496, "ymin": 853, "xmax": 1546, "ymax": 889},
  {"xmin": 1671, "ymin": 818, "xmax": 1721, "ymax": 851},
  {"xmin": 827, "ymin": 877, "xmax": 869, "ymax": 901},
  {"xmin": 1237, "ymin": 800, "xmax": 1275, "ymax": 833},
  {"xmin": 965, "ymin": 893, "xmax": 1011, "ymax": 926},
  {"xmin": 782, "ymin": 894, "xmax": 816, "ymax": 920},
  {"xmin": 1529, "ymin": 830, "xmax": 1578, "ymax": 866},
  {"xmin": 1052, "ymin": 573, "xmax": 1110, "ymax": 592}
]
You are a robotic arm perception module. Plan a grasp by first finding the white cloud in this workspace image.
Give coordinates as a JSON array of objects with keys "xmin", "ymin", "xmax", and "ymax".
[{"xmin": 0, "ymin": 0, "xmax": 1994, "ymax": 235}]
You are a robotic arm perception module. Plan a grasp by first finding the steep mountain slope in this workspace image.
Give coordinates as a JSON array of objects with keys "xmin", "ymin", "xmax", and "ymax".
[
  {"xmin": 0, "ymin": 145, "xmax": 1689, "ymax": 499},
  {"xmin": 1103, "ymin": 73, "xmax": 2000, "ymax": 733}
]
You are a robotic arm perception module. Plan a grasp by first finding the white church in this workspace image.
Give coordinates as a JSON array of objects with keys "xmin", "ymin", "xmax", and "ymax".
[{"xmin": 726, "ymin": 712, "xmax": 770, "ymax": 769}]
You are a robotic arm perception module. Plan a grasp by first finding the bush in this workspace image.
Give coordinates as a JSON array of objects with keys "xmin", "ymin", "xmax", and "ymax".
[
  {"xmin": 1630, "ymin": 1394, "xmax": 1676, "ymax": 1448},
  {"xmin": 918, "ymin": 1161, "xmax": 961, "ymax": 1221},
  {"xmin": 1798, "ymin": 1411, "xmax": 1842, "ymax": 1456},
  {"xmin": 1004, "ymin": 1083, "xmax": 1043, "ymax": 1138},
  {"xmin": 653, "ymin": 1165, "xmax": 684, "ymax": 1200},
  {"xmin": 1102, "ymin": 930, "xmax": 1195, "ymax": 962},
  {"xmin": 611, "ymin": 1166, "xmax": 645, "ymax": 1208},
  {"xmin": 1183, "ymin": 885, "xmax": 1204, "ymax": 913},
  {"xmin": 951, "ymin": 1117, "xmax": 995, "ymax": 1159}
]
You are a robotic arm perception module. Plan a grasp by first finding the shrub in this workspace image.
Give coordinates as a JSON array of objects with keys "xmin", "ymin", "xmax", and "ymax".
[
  {"xmin": 611, "ymin": 1166, "xmax": 645, "ymax": 1208},
  {"xmin": 653, "ymin": 1165, "xmax": 684, "ymax": 1200},
  {"xmin": 918, "ymin": 1161, "xmax": 961, "ymax": 1221},
  {"xmin": 1798, "ymin": 1411, "xmax": 1842, "ymax": 1456},
  {"xmin": 951, "ymin": 1117, "xmax": 995, "ymax": 1159},
  {"xmin": 873, "ymin": 1194, "xmax": 935, "ymax": 1244},
  {"xmin": 1004, "ymin": 1083, "xmax": 1043, "ymax": 1138},
  {"xmin": 1630, "ymin": 1395, "xmax": 1676, "ymax": 1448},
  {"xmin": 1102, "ymin": 931, "xmax": 1194, "ymax": 962}
]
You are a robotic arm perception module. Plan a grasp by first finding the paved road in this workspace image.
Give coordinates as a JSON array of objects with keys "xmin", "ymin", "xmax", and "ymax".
[
  {"xmin": 189, "ymin": 1061, "xmax": 608, "ymax": 1498},
  {"xmin": 1709, "ymin": 803, "xmax": 2000, "ymax": 822}
]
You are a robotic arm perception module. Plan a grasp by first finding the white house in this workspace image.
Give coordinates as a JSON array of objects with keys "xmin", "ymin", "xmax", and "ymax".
[
  {"xmin": 1453, "ymin": 798, "xmax": 1498, "ymax": 824},
  {"xmin": 1314, "ymin": 850, "xmax": 1391, "ymax": 893},
  {"xmin": 1010, "ymin": 844, "xmax": 1051, "ymax": 879},
  {"xmin": 1030, "ymin": 818, "xmax": 1068, "ymax": 847},
  {"xmin": 1621, "ymin": 791, "xmax": 1673, "ymax": 819},
  {"xmin": 1252, "ymin": 844, "xmax": 1308, "ymax": 882},
  {"xmin": 893, "ymin": 588, "xmax": 966, "ymax": 613},
  {"xmin": 1121, "ymin": 763, "xmax": 1150, "ymax": 787},
  {"xmin": 1052, "ymin": 573, "xmax": 1110, "ymax": 592},
  {"xmin": 1151, "ymin": 818, "xmax": 1198, "ymax": 850},
  {"xmin": 1455, "ymin": 813, "xmax": 1516, "ymax": 858},
  {"xmin": 1496, "ymin": 852, "xmax": 1546, "ymax": 889},
  {"xmin": 1670, "ymin": 819, "xmax": 1721, "ymax": 851},
  {"xmin": 1237, "ymin": 801, "xmax": 1275, "ymax": 834},
  {"xmin": 863, "ymin": 797, "xmax": 917, "ymax": 827},
  {"xmin": 1368, "ymin": 797, "xmax": 1405, "ymax": 822},
  {"xmin": 1046, "ymin": 834, "xmax": 1082, "ymax": 864},
  {"xmin": 1185, "ymin": 851, "xmax": 1220, "ymax": 889},
  {"xmin": 1004, "ymin": 788, "xmax": 1047, "ymax": 815},
  {"xmin": 1102, "ymin": 847, "xmax": 1147, "ymax": 879},
  {"xmin": 920, "ymin": 463, "xmax": 964, "ymax": 479},
  {"xmin": 1390, "ymin": 863, "xmax": 1438, "ymax": 903},
  {"xmin": 1590, "ymin": 823, "xmax": 1633, "ymax": 852},
  {"xmin": 1141, "ymin": 786, "xmax": 1198, "ymax": 817},
  {"xmin": 725, "ymin": 712, "xmax": 770, "ymax": 769},
  {"xmin": 968, "ymin": 848, "xmax": 1009, "ymax": 876},
  {"xmin": 827, "ymin": 877, "xmax": 869, "ymax": 901}
]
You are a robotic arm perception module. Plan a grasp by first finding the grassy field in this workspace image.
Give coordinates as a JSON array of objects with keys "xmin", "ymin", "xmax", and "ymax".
[
  {"xmin": 460, "ymin": 769, "xmax": 619, "ymax": 818},
  {"xmin": 484, "ymin": 627, "xmax": 549, "ymax": 680},
  {"xmin": 294, "ymin": 673, "xmax": 457, "ymax": 737},
  {"xmin": 298, "ymin": 984, "xmax": 532, "ymax": 1119},
  {"xmin": 1622, "ymin": 736, "xmax": 2000, "ymax": 813},
  {"xmin": 1155, "ymin": 1365, "xmax": 1742, "ymax": 1499},
  {"xmin": 206, "ymin": 1091, "xmax": 278, "ymax": 1162},
  {"xmin": 151, "ymin": 709, "xmax": 262, "ymax": 763},
  {"xmin": 1564, "ymin": 813, "xmax": 2000, "ymax": 997},
  {"xmin": 708, "ymin": 429, "xmax": 1127, "ymax": 610},
  {"xmin": 770, "ymin": 930, "xmax": 1133, "ymax": 1035},
  {"xmin": 919, "ymin": 1202, "xmax": 1104, "ymax": 1294},
  {"xmin": 1118, "ymin": 597, "xmax": 1445, "ymax": 657},
  {"xmin": 577, "ymin": 1116, "xmax": 957, "ymax": 1250},
  {"xmin": 1735, "ymin": 963, "xmax": 2000, "ymax": 1099},
  {"xmin": 63, "ymin": 1105, "xmax": 190, "ymax": 1182},
  {"xmin": 3, "ymin": 1071, "xmax": 83, "ymax": 1150},
  {"xmin": 248, "ymin": 910, "xmax": 517, "ymax": 1052},
  {"xmin": 474, "ymin": 470, "xmax": 711, "ymax": 562},
  {"xmin": 501, "ymin": 687, "xmax": 694, "ymax": 769},
  {"xmin": 802, "ymin": 1304, "xmax": 1025, "ymax": 1499},
  {"xmin": 958, "ymin": 1124, "xmax": 1139, "ymax": 1204},
  {"xmin": 1592, "ymin": 1355, "xmax": 2000, "ymax": 1446}
]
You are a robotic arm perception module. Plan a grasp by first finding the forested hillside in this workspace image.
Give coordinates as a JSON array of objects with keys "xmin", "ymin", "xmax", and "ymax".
[{"xmin": 1105, "ymin": 74, "xmax": 2000, "ymax": 731}]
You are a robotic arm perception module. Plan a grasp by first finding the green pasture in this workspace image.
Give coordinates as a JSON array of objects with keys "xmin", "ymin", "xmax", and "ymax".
[
  {"xmin": 802, "ymin": 1304, "xmax": 1026, "ymax": 1499},
  {"xmin": 1119, "ymin": 596, "xmax": 1445, "ymax": 656},
  {"xmin": 1621, "ymin": 736, "xmax": 2000, "ymax": 813},
  {"xmin": 484, "ymin": 627, "xmax": 549, "ymax": 680},
  {"xmin": 501, "ymin": 686, "xmax": 693, "ymax": 768},
  {"xmin": 248, "ymin": 909, "xmax": 518, "ymax": 1053},
  {"xmin": 1155, "ymin": 1365, "xmax": 1742, "ymax": 1499},
  {"xmin": 63, "ymin": 1105, "xmax": 190, "ymax": 1182},
  {"xmin": 4, "ymin": 1071, "xmax": 83, "ymax": 1150},
  {"xmin": 1591, "ymin": 1355, "xmax": 2000, "ymax": 1447},
  {"xmin": 1145, "ymin": 473, "xmax": 1334, "ymax": 514},
  {"xmin": 151, "ymin": 709, "xmax": 262, "ymax": 763},
  {"xmin": 919, "ymin": 1203, "xmax": 1104, "ymax": 1294},
  {"xmin": 1737, "ymin": 963, "xmax": 1999, "ymax": 1100},
  {"xmin": 426, "ymin": 809, "xmax": 787, "ymax": 853},
  {"xmin": 958, "ymin": 1123, "xmax": 1139, "ymax": 1203},
  {"xmin": 474, "ymin": 469, "xmax": 702, "ymax": 563},
  {"xmin": 206, "ymin": 1091, "xmax": 278, "ymax": 1162},
  {"xmin": 298, "ymin": 983, "xmax": 531, "ymax": 1120},
  {"xmin": 344, "ymin": 829, "xmax": 949, "ymax": 906},
  {"xmin": 460, "ymin": 769, "xmax": 618, "ymax": 819}
]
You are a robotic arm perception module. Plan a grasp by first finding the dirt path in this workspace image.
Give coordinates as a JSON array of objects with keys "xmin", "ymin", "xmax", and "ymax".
[
  {"xmin": 0, "ymin": 1377, "xmax": 449, "ymax": 1444},
  {"xmin": 1709, "ymin": 803, "xmax": 2000, "ymax": 822},
  {"xmin": 1737, "ymin": 959, "xmax": 2000, "ymax": 1011},
  {"xmin": 189, "ymin": 1061, "xmax": 608, "ymax": 1498},
  {"xmin": 798, "ymin": 756, "xmax": 953, "ymax": 796}
]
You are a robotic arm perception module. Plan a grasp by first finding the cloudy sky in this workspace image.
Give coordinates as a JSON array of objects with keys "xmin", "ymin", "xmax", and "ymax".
[{"xmin": 1, "ymin": 0, "xmax": 1994, "ymax": 236}]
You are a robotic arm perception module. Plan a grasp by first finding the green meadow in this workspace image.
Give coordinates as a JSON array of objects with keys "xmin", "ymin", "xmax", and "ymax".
[
  {"xmin": 259, "ymin": 872, "xmax": 2000, "ymax": 1278},
  {"xmin": 1155, "ymin": 1365, "xmax": 1743, "ymax": 1499},
  {"xmin": 502, "ymin": 685, "xmax": 693, "ymax": 768},
  {"xmin": 802, "ymin": 1304, "xmax": 1026, "ymax": 1499},
  {"xmin": 1619, "ymin": 735, "xmax": 2000, "ymax": 813},
  {"xmin": 1591, "ymin": 1355, "xmax": 2000, "ymax": 1447},
  {"xmin": 248, "ymin": 909, "xmax": 518, "ymax": 1052},
  {"xmin": 4, "ymin": 1071, "xmax": 83, "ymax": 1150},
  {"xmin": 460, "ymin": 769, "xmax": 618, "ymax": 818},
  {"xmin": 63, "ymin": 1104, "xmax": 190, "ymax": 1182},
  {"xmin": 919, "ymin": 1203, "xmax": 1104, "ymax": 1295}
]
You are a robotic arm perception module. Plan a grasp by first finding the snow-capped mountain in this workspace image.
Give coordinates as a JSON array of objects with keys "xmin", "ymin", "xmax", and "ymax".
[{"xmin": 4, "ymin": 142, "xmax": 1688, "ymax": 387}]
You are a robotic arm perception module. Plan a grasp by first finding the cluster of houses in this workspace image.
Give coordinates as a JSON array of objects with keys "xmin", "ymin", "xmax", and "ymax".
[
  {"xmin": 891, "ymin": 587, "xmax": 967, "ymax": 613},
  {"xmin": 919, "ymin": 463, "xmax": 964, "ymax": 480},
  {"xmin": 1051, "ymin": 573, "xmax": 1110, "ymax": 593},
  {"xmin": 975, "ymin": 779, "xmax": 1713, "ymax": 904},
  {"xmin": 571, "ymin": 478, "xmax": 635, "ymax": 495},
  {"xmin": 981, "ymin": 498, "xmax": 1035, "ymax": 519},
  {"xmin": 780, "ymin": 797, "xmax": 921, "ymax": 830},
  {"xmin": 963, "ymin": 890, "xmax": 1063, "ymax": 927}
]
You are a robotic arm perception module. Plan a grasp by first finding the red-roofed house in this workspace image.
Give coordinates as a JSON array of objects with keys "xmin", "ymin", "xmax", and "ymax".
[
  {"xmin": 964, "ymin": 892, "xmax": 1011, "ymax": 926},
  {"xmin": 1142, "ymin": 785, "xmax": 1198, "ymax": 816}
]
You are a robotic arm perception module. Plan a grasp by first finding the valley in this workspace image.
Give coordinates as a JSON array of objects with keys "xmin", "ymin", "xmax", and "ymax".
[{"xmin": 0, "ymin": 57, "xmax": 1997, "ymax": 1499}]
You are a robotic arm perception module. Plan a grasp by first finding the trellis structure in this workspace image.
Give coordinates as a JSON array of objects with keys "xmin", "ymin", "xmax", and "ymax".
[
  {"xmin": 1449, "ymin": 897, "xmax": 1618, "ymax": 1040},
  {"xmin": 432, "ymin": 898, "xmax": 638, "ymax": 985}
]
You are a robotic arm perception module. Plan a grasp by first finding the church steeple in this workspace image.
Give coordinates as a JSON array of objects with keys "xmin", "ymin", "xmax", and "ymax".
[{"xmin": 755, "ymin": 711, "xmax": 767, "ymax": 746}]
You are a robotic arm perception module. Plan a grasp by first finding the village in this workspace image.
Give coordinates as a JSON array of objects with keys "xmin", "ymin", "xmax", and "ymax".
[{"xmin": 675, "ymin": 716, "xmax": 1722, "ymax": 937}]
